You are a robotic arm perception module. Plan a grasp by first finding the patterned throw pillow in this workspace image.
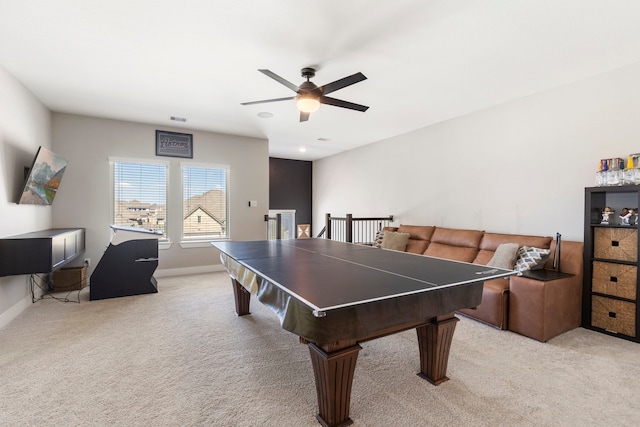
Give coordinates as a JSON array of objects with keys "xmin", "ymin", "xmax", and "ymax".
[
  {"xmin": 514, "ymin": 246, "xmax": 551, "ymax": 272},
  {"xmin": 373, "ymin": 230, "xmax": 385, "ymax": 248}
]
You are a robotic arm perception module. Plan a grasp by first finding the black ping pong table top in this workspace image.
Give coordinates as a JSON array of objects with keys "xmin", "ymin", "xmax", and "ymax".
[{"xmin": 212, "ymin": 238, "xmax": 514, "ymax": 313}]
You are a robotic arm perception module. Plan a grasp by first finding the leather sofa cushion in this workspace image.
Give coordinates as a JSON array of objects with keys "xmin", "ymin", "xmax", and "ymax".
[
  {"xmin": 424, "ymin": 243, "xmax": 480, "ymax": 263},
  {"xmin": 397, "ymin": 225, "xmax": 435, "ymax": 241},
  {"xmin": 429, "ymin": 227, "xmax": 484, "ymax": 247},
  {"xmin": 483, "ymin": 277, "xmax": 511, "ymax": 293},
  {"xmin": 423, "ymin": 228, "xmax": 484, "ymax": 263},
  {"xmin": 397, "ymin": 225, "xmax": 435, "ymax": 254},
  {"xmin": 405, "ymin": 240, "xmax": 429, "ymax": 254},
  {"xmin": 458, "ymin": 277, "xmax": 510, "ymax": 329}
]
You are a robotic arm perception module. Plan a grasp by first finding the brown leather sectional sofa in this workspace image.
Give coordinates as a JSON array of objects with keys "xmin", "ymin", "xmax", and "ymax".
[{"xmin": 382, "ymin": 224, "xmax": 583, "ymax": 342}]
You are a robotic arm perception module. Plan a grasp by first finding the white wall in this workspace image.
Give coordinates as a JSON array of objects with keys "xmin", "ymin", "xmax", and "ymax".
[
  {"xmin": 314, "ymin": 62, "xmax": 640, "ymax": 242},
  {"xmin": 52, "ymin": 113, "xmax": 269, "ymax": 276},
  {"xmin": 0, "ymin": 66, "xmax": 52, "ymax": 324}
]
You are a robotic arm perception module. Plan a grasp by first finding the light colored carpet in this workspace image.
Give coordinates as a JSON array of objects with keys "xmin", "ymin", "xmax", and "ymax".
[{"xmin": 1, "ymin": 272, "xmax": 639, "ymax": 426}]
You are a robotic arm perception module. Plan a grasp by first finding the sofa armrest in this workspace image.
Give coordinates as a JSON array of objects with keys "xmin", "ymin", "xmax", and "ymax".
[{"xmin": 508, "ymin": 273, "xmax": 582, "ymax": 342}]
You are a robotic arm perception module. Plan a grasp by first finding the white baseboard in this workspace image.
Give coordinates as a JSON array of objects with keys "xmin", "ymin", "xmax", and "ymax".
[
  {"xmin": 154, "ymin": 264, "xmax": 225, "ymax": 278},
  {"xmin": 0, "ymin": 294, "xmax": 32, "ymax": 330}
]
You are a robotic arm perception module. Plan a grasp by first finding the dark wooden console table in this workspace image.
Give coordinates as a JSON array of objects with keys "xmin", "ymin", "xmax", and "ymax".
[{"xmin": 0, "ymin": 228, "xmax": 85, "ymax": 277}]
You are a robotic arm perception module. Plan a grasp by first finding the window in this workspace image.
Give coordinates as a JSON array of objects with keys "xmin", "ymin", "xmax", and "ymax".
[
  {"xmin": 182, "ymin": 163, "xmax": 229, "ymax": 241},
  {"xmin": 110, "ymin": 159, "xmax": 168, "ymax": 239}
]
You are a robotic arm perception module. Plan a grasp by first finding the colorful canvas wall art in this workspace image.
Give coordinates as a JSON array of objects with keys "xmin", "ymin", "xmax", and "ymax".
[{"xmin": 18, "ymin": 146, "xmax": 68, "ymax": 205}]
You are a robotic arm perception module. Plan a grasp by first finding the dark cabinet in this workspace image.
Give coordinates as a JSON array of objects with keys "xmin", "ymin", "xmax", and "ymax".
[
  {"xmin": 0, "ymin": 228, "xmax": 85, "ymax": 277},
  {"xmin": 584, "ymin": 186, "xmax": 639, "ymax": 342}
]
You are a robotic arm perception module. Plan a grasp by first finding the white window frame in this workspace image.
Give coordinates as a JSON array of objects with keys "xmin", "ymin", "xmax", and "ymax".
[
  {"xmin": 180, "ymin": 162, "xmax": 230, "ymax": 248},
  {"xmin": 109, "ymin": 157, "xmax": 171, "ymax": 249}
]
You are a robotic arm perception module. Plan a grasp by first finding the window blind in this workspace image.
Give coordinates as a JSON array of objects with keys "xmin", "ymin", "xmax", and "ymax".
[
  {"xmin": 182, "ymin": 164, "xmax": 229, "ymax": 240},
  {"xmin": 112, "ymin": 161, "xmax": 168, "ymax": 238}
]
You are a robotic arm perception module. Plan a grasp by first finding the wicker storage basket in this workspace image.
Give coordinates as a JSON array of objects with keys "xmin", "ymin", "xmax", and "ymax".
[
  {"xmin": 592, "ymin": 261, "xmax": 637, "ymax": 300},
  {"xmin": 53, "ymin": 266, "xmax": 87, "ymax": 292},
  {"xmin": 591, "ymin": 295, "xmax": 636, "ymax": 337},
  {"xmin": 593, "ymin": 228, "xmax": 637, "ymax": 262}
]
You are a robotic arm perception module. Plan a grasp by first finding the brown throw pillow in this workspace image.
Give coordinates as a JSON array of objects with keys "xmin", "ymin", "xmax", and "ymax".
[
  {"xmin": 381, "ymin": 231, "xmax": 410, "ymax": 252},
  {"xmin": 487, "ymin": 243, "xmax": 520, "ymax": 270}
]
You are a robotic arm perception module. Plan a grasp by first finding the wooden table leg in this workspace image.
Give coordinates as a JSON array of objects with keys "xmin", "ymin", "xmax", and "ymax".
[
  {"xmin": 230, "ymin": 277, "xmax": 251, "ymax": 316},
  {"xmin": 416, "ymin": 314, "xmax": 459, "ymax": 385},
  {"xmin": 308, "ymin": 343, "xmax": 362, "ymax": 427}
]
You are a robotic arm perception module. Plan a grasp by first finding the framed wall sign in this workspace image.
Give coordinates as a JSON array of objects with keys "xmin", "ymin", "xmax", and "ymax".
[{"xmin": 155, "ymin": 130, "xmax": 193, "ymax": 158}]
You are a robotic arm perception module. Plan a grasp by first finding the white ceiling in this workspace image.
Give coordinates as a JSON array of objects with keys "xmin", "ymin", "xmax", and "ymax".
[{"xmin": 2, "ymin": 1, "xmax": 640, "ymax": 161}]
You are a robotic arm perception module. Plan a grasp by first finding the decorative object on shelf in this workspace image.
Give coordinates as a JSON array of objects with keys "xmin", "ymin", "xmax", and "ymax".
[
  {"xmin": 155, "ymin": 130, "xmax": 193, "ymax": 158},
  {"xmin": 601, "ymin": 207, "xmax": 615, "ymax": 224},
  {"xmin": 608, "ymin": 158, "xmax": 622, "ymax": 186},
  {"xmin": 624, "ymin": 155, "xmax": 638, "ymax": 185},
  {"xmin": 619, "ymin": 208, "xmax": 638, "ymax": 225},
  {"xmin": 620, "ymin": 208, "xmax": 632, "ymax": 225},
  {"xmin": 595, "ymin": 159, "xmax": 607, "ymax": 186},
  {"xmin": 297, "ymin": 224, "xmax": 310, "ymax": 239},
  {"xmin": 596, "ymin": 154, "xmax": 640, "ymax": 186}
]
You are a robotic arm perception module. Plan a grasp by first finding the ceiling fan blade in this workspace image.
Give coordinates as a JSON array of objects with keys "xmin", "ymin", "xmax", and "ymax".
[
  {"xmin": 320, "ymin": 72, "xmax": 367, "ymax": 95},
  {"xmin": 241, "ymin": 96, "xmax": 295, "ymax": 106},
  {"xmin": 258, "ymin": 69, "xmax": 299, "ymax": 92},
  {"xmin": 320, "ymin": 96, "xmax": 369, "ymax": 112},
  {"xmin": 300, "ymin": 111, "xmax": 310, "ymax": 122}
]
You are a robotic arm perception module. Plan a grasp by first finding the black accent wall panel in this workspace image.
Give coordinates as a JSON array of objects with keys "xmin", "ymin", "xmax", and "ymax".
[{"xmin": 269, "ymin": 157, "xmax": 312, "ymax": 229}]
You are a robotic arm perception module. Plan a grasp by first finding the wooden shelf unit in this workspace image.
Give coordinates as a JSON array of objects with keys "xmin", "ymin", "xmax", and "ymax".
[{"xmin": 583, "ymin": 186, "xmax": 639, "ymax": 342}]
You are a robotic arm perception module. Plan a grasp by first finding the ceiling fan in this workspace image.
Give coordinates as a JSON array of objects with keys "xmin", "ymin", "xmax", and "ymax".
[{"xmin": 241, "ymin": 68, "xmax": 369, "ymax": 122}]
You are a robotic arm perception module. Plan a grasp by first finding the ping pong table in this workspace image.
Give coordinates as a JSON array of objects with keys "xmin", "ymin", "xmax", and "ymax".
[{"xmin": 212, "ymin": 238, "xmax": 514, "ymax": 427}]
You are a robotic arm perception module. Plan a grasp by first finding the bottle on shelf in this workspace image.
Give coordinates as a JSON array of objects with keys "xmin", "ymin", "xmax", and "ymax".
[
  {"xmin": 596, "ymin": 159, "xmax": 604, "ymax": 186},
  {"xmin": 601, "ymin": 159, "xmax": 609, "ymax": 186},
  {"xmin": 624, "ymin": 155, "xmax": 635, "ymax": 185},
  {"xmin": 632, "ymin": 154, "xmax": 640, "ymax": 185},
  {"xmin": 607, "ymin": 158, "xmax": 621, "ymax": 186}
]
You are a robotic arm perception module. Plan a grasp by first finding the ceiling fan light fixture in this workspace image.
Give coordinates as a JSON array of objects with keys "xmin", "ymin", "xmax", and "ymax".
[
  {"xmin": 242, "ymin": 68, "xmax": 368, "ymax": 120},
  {"xmin": 296, "ymin": 95, "xmax": 320, "ymax": 113}
]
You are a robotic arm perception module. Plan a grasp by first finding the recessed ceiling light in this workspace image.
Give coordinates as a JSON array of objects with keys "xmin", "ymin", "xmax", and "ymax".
[
  {"xmin": 170, "ymin": 116, "xmax": 187, "ymax": 122},
  {"xmin": 299, "ymin": 147, "xmax": 307, "ymax": 152},
  {"xmin": 257, "ymin": 112, "xmax": 273, "ymax": 119}
]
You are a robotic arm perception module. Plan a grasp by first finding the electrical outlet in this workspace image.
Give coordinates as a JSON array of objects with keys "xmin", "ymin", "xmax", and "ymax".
[{"xmin": 84, "ymin": 258, "xmax": 91, "ymax": 267}]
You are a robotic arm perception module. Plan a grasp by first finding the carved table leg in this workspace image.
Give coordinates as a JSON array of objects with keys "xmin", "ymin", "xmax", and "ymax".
[
  {"xmin": 416, "ymin": 314, "xmax": 459, "ymax": 385},
  {"xmin": 231, "ymin": 277, "xmax": 251, "ymax": 316},
  {"xmin": 308, "ymin": 343, "xmax": 362, "ymax": 427}
]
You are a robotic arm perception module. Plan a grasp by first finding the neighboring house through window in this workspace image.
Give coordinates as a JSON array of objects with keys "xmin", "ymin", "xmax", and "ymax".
[
  {"xmin": 110, "ymin": 158, "xmax": 169, "ymax": 239},
  {"xmin": 182, "ymin": 163, "xmax": 229, "ymax": 241},
  {"xmin": 109, "ymin": 159, "xmax": 229, "ymax": 245}
]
